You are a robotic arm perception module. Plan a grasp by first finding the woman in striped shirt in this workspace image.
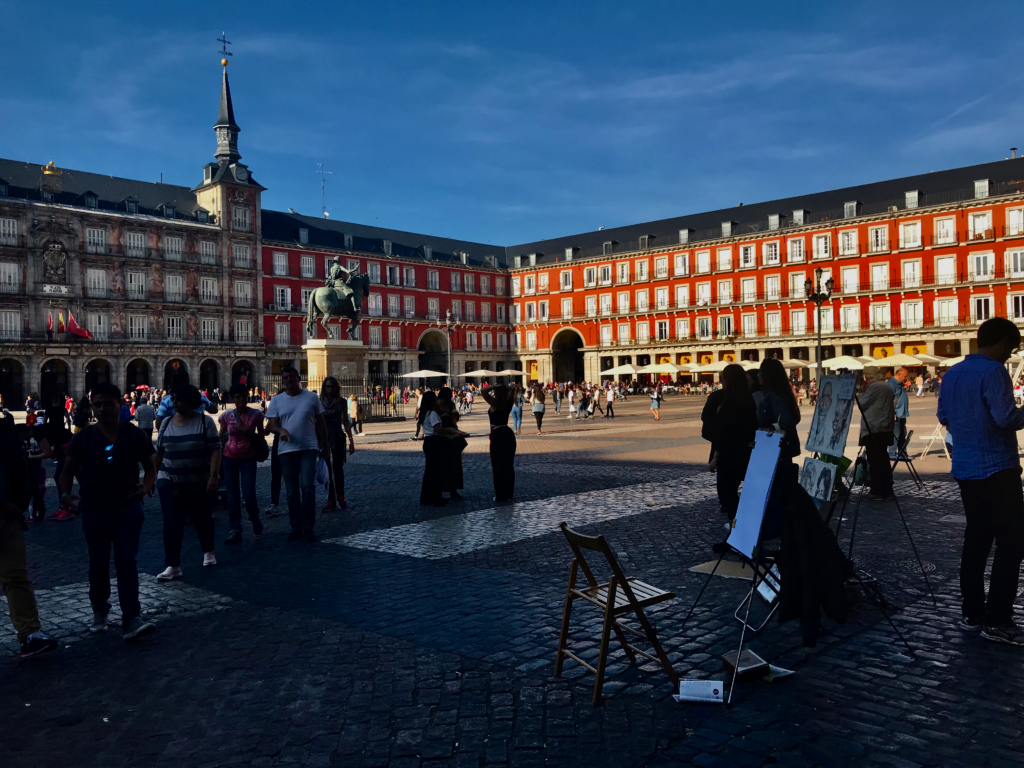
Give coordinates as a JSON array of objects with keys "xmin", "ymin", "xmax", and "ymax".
[{"xmin": 154, "ymin": 384, "xmax": 222, "ymax": 581}]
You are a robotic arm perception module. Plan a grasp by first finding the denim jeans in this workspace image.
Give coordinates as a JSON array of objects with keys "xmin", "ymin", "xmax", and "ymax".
[
  {"xmin": 223, "ymin": 456, "xmax": 259, "ymax": 532},
  {"xmin": 279, "ymin": 449, "xmax": 319, "ymax": 532},
  {"xmin": 510, "ymin": 407, "xmax": 522, "ymax": 431},
  {"xmin": 81, "ymin": 501, "xmax": 144, "ymax": 629}
]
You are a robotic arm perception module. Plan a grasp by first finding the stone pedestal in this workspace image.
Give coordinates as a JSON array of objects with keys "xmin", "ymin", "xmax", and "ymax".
[{"xmin": 303, "ymin": 339, "xmax": 366, "ymax": 388}]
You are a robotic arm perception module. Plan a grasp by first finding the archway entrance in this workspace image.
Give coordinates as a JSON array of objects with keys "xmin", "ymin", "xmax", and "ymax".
[
  {"xmin": 232, "ymin": 360, "xmax": 255, "ymax": 387},
  {"xmin": 417, "ymin": 330, "xmax": 448, "ymax": 374},
  {"xmin": 0, "ymin": 359, "xmax": 24, "ymax": 407},
  {"xmin": 126, "ymin": 359, "xmax": 150, "ymax": 390},
  {"xmin": 164, "ymin": 359, "xmax": 189, "ymax": 388},
  {"xmin": 551, "ymin": 329, "xmax": 584, "ymax": 383},
  {"xmin": 85, "ymin": 359, "xmax": 112, "ymax": 393},
  {"xmin": 40, "ymin": 359, "xmax": 68, "ymax": 406},
  {"xmin": 199, "ymin": 360, "xmax": 219, "ymax": 393}
]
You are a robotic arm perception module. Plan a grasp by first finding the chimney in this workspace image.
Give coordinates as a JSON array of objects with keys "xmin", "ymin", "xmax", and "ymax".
[{"xmin": 1013, "ymin": 147, "xmax": 1018, "ymax": 159}]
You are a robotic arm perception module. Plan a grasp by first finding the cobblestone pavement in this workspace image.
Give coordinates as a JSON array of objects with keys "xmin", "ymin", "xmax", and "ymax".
[{"xmin": 2, "ymin": 395, "xmax": 1023, "ymax": 768}]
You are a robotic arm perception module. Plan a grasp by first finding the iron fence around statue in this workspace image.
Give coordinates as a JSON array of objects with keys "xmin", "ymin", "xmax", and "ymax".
[{"xmin": 265, "ymin": 373, "xmax": 407, "ymax": 422}]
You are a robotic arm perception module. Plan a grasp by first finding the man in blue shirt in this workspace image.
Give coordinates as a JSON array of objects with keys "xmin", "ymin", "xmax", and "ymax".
[
  {"xmin": 887, "ymin": 367, "xmax": 910, "ymax": 458},
  {"xmin": 938, "ymin": 317, "xmax": 1024, "ymax": 646}
]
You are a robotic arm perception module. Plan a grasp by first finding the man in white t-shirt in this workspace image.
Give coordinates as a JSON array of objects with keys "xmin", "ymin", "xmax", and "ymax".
[
  {"xmin": 605, "ymin": 386, "xmax": 616, "ymax": 419},
  {"xmin": 266, "ymin": 366, "xmax": 328, "ymax": 541}
]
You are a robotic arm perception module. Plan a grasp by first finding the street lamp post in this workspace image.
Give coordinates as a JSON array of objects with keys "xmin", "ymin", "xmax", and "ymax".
[
  {"xmin": 805, "ymin": 267, "xmax": 835, "ymax": 383},
  {"xmin": 435, "ymin": 308, "xmax": 461, "ymax": 388}
]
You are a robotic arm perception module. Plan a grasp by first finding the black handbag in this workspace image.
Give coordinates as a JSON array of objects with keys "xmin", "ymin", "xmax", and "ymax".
[{"xmin": 234, "ymin": 410, "xmax": 270, "ymax": 462}]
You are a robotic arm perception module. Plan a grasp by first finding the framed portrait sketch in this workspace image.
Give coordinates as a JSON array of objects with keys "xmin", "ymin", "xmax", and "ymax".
[{"xmin": 805, "ymin": 374, "xmax": 857, "ymax": 457}]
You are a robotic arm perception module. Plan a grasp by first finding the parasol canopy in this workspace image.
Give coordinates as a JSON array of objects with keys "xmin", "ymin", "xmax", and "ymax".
[
  {"xmin": 601, "ymin": 363, "xmax": 643, "ymax": 375},
  {"xmin": 400, "ymin": 369, "xmax": 447, "ymax": 378},
  {"xmin": 821, "ymin": 355, "xmax": 870, "ymax": 371},
  {"xmin": 459, "ymin": 369, "xmax": 500, "ymax": 378}
]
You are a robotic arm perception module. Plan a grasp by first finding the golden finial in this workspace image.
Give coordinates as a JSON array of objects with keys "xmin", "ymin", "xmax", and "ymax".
[{"xmin": 221, "ymin": 58, "xmax": 228, "ymax": 67}]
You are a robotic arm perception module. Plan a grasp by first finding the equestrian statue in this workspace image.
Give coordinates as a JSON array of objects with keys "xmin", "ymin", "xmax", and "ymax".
[{"xmin": 305, "ymin": 257, "xmax": 371, "ymax": 340}]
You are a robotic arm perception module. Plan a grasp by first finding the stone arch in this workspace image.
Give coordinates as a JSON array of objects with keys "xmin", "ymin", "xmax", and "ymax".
[
  {"xmin": 551, "ymin": 327, "xmax": 585, "ymax": 383},
  {"xmin": 125, "ymin": 358, "xmax": 151, "ymax": 390},
  {"xmin": 0, "ymin": 358, "xmax": 25, "ymax": 407},
  {"xmin": 231, "ymin": 359, "xmax": 257, "ymax": 388},
  {"xmin": 199, "ymin": 358, "xmax": 220, "ymax": 393},
  {"xmin": 163, "ymin": 358, "xmax": 190, "ymax": 388},
  {"xmin": 84, "ymin": 358, "xmax": 113, "ymax": 393},
  {"xmin": 39, "ymin": 358, "xmax": 69, "ymax": 406},
  {"xmin": 549, "ymin": 326, "xmax": 586, "ymax": 352}
]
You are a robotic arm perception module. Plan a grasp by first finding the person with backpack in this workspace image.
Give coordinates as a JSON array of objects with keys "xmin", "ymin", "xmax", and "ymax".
[
  {"xmin": 650, "ymin": 384, "xmax": 663, "ymax": 421},
  {"xmin": 218, "ymin": 383, "xmax": 267, "ymax": 545},
  {"xmin": 59, "ymin": 382, "xmax": 158, "ymax": 642},
  {"xmin": 0, "ymin": 416, "xmax": 60, "ymax": 658}
]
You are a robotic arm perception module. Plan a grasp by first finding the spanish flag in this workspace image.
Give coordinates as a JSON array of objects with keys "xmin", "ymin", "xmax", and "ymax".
[{"xmin": 57, "ymin": 310, "xmax": 66, "ymax": 333}]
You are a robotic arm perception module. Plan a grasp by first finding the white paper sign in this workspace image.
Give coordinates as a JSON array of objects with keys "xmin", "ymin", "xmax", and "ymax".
[
  {"xmin": 727, "ymin": 430, "xmax": 782, "ymax": 559},
  {"xmin": 673, "ymin": 680, "xmax": 725, "ymax": 704}
]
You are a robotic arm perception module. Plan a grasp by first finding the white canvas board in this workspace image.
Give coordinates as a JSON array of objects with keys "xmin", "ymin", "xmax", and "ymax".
[
  {"xmin": 800, "ymin": 458, "xmax": 837, "ymax": 502},
  {"xmin": 727, "ymin": 431, "xmax": 782, "ymax": 559},
  {"xmin": 805, "ymin": 374, "xmax": 858, "ymax": 456},
  {"xmin": 674, "ymin": 680, "xmax": 724, "ymax": 704}
]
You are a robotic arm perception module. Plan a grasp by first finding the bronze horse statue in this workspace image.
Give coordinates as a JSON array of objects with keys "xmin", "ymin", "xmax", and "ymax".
[{"xmin": 305, "ymin": 272, "xmax": 371, "ymax": 340}]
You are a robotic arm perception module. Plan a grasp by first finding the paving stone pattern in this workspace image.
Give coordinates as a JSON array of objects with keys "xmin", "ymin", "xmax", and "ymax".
[{"xmin": 1, "ymin": 398, "xmax": 1022, "ymax": 768}]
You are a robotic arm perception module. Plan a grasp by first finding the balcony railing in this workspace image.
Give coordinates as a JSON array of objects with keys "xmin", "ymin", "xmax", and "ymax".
[
  {"xmin": 200, "ymin": 294, "xmax": 220, "ymax": 305},
  {"xmin": 2, "ymin": 331, "xmax": 261, "ymax": 346}
]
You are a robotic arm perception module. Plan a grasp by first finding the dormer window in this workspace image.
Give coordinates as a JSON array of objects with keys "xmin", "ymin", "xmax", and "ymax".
[
  {"xmin": 679, "ymin": 228, "xmax": 692, "ymax": 244},
  {"xmin": 299, "ymin": 228, "xmax": 309, "ymax": 245},
  {"xmin": 383, "ymin": 239, "xmax": 392, "ymax": 256},
  {"xmin": 603, "ymin": 241, "xmax": 613, "ymax": 256},
  {"xmin": 844, "ymin": 201, "xmax": 860, "ymax": 219},
  {"xmin": 126, "ymin": 201, "xmax": 138, "ymax": 214},
  {"xmin": 85, "ymin": 195, "xmax": 97, "ymax": 209},
  {"xmin": 564, "ymin": 247, "xmax": 574, "ymax": 261},
  {"xmin": 768, "ymin": 213, "xmax": 784, "ymax": 230},
  {"xmin": 197, "ymin": 211, "xmax": 208, "ymax": 224},
  {"xmin": 975, "ymin": 179, "xmax": 989, "ymax": 199},
  {"xmin": 423, "ymin": 246, "xmax": 433, "ymax": 260},
  {"xmin": 343, "ymin": 233, "xmax": 353, "ymax": 249},
  {"xmin": 459, "ymin": 251, "xmax": 468, "ymax": 265},
  {"xmin": 905, "ymin": 190, "xmax": 919, "ymax": 209},
  {"xmin": 528, "ymin": 253, "xmax": 537, "ymax": 266},
  {"xmin": 164, "ymin": 206, "xmax": 175, "ymax": 219},
  {"xmin": 204, "ymin": 166, "xmax": 213, "ymax": 183},
  {"xmin": 721, "ymin": 221, "xmax": 736, "ymax": 238},
  {"xmin": 514, "ymin": 255, "xmax": 522, "ymax": 268},
  {"xmin": 793, "ymin": 209, "xmax": 807, "ymax": 225},
  {"xmin": 639, "ymin": 235, "xmax": 650, "ymax": 250},
  {"xmin": 0, "ymin": 183, "xmax": 7, "ymax": 197}
]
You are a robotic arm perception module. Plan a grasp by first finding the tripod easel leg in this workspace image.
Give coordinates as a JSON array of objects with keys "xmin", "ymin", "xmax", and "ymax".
[
  {"xmin": 890, "ymin": 492, "xmax": 937, "ymax": 605},
  {"xmin": 727, "ymin": 542, "xmax": 765, "ymax": 706},
  {"xmin": 679, "ymin": 549, "xmax": 728, "ymax": 631},
  {"xmin": 853, "ymin": 570, "xmax": 915, "ymax": 657}
]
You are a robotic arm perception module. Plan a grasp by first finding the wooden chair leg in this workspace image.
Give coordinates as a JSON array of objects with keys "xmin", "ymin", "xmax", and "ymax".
[
  {"xmin": 630, "ymin": 606, "xmax": 680, "ymax": 688},
  {"xmin": 554, "ymin": 559, "xmax": 578, "ymax": 677},
  {"xmin": 592, "ymin": 577, "xmax": 617, "ymax": 706}
]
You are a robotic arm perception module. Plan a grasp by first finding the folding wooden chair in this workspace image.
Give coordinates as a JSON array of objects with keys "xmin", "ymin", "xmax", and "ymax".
[{"xmin": 555, "ymin": 522, "xmax": 680, "ymax": 705}]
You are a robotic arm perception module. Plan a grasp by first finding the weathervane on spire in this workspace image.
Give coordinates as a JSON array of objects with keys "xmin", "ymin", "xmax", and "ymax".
[{"xmin": 217, "ymin": 32, "xmax": 232, "ymax": 65}]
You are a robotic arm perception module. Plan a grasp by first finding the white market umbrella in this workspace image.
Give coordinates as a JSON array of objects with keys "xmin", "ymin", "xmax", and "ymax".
[
  {"xmin": 636, "ymin": 362, "xmax": 688, "ymax": 374},
  {"xmin": 937, "ymin": 355, "xmax": 967, "ymax": 367},
  {"xmin": 779, "ymin": 359, "xmax": 810, "ymax": 369},
  {"xmin": 602, "ymin": 363, "xmax": 643, "ymax": 376},
  {"xmin": 911, "ymin": 353, "xmax": 942, "ymax": 364},
  {"xmin": 493, "ymin": 369, "xmax": 525, "ymax": 377},
  {"xmin": 869, "ymin": 353, "xmax": 924, "ymax": 367},
  {"xmin": 694, "ymin": 360, "xmax": 743, "ymax": 373},
  {"xmin": 821, "ymin": 355, "xmax": 868, "ymax": 371},
  {"xmin": 401, "ymin": 369, "xmax": 447, "ymax": 378},
  {"xmin": 459, "ymin": 369, "xmax": 500, "ymax": 378}
]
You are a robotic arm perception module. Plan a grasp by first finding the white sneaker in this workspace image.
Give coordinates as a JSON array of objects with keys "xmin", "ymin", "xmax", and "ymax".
[
  {"xmin": 203, "ymin": 552, "xmax": 217, "ymax": 567},
  {"xmin": 156, "ymin": 567, "xmax": 182, "ymax": 581}
]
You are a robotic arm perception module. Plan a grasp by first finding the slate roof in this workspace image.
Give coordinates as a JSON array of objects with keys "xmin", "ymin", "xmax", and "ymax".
[
  {"xmin": 0, "ymin": 158, "xmax": 209, "ymax": 221},
  {"xmin": 261, "ymin": 209, "xmax": 506, "ymax": 268},
  {"xmin": 506, "ymin": 157, "xmax": 1024, "ymax": 266}
]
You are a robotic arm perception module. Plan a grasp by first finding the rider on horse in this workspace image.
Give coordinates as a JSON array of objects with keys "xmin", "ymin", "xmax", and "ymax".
[{"xmin": 326, "ymin": 257, "xmax": 355, "ymax": 301}]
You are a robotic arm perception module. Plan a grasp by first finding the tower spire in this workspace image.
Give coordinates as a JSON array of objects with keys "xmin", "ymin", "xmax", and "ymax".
[{"xmin": 214, "ymin": 51, "xmax": 240, "ymax": 163}]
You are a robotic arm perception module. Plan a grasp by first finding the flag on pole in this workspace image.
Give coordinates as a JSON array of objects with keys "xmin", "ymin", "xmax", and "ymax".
[
  {"xmin": 47, "ymin": 312, "xmax": 53, "ymax": 332},
  {"xmin": 67, "ymin": 311, "xmax": 93, "ymax": 339},
  {"xmin": 57, "ymin": 310, "xmax": 66, "ymax": 333}
]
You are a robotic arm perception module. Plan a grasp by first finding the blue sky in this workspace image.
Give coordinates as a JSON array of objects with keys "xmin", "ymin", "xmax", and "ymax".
[{"xmin": 3, "ymin": 1, "xmax": 1022, "ymax": 245}]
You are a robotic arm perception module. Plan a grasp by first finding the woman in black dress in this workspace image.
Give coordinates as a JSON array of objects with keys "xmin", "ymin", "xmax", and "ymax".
[
  {"xmin": 437, "ymin": 387, "xmax": 466, "ymax": 501},
  {"xmin": 419, "ymin": 390, "xmax": 468, "ymax": 507},
  {"xmin": 482, "ymin": 384, "xmax": 516, "ymax": 502}
]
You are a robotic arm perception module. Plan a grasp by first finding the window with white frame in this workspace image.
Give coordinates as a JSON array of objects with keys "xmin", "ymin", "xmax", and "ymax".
[
  {"xmin": 584, "ymin": 267, "xmax": 597, "ymax": 287},
  {"xmin": 741, "ymin": 278, "xmax": 756, "ymax": 302},
  {"xmin": 675, "ymin": 284, "xmax": 689, "ymax": 308},
  {"xmin": 561, "ymin": 298, "xmax": 572, "ymax": 319},
  {"xmin": 0, "ymin": 218, "xmax": 18, "ymax": 246},
  {"xmin": 763, "ymin": 241, "xmax": 780, "ymax": 265},
  {"xmin": 903, "ymin": 300, "xmax": 923, "ymax": 329},
  {"xmin": 405, "ymin": 296, "xmax": 415, "ymax": 318},
  {"xmin": 200, "ymin": 277, "xmax": 218, "ymax": 303},
  {"xmin": 600, "ymin": 294, "xmax": 612, "ymax": 315},
  {"xmin": 870, "ymin": 263, "xmax": 888, "ymax": 291},
  {"xmin": 389, "ymin": 327, "xmax": 402, "ymax": 349},
  {"xmin": 200, "ymin": 241, "xmax": 217, "ymax": 265},
  {"xmin": 428, "ymin": 298, "xmax": 439, "ymax": 319},
  {"xmin": 601, "ymin": 325, "xmax": 613, "ymax": 346},
  {"xmin": 231, "ymin": 243, "xmax": 250, "ymax": 268},
  {"xmin": 586, "ymin": 296, "xmax": 597, "ymax": 317},
  {"xmin": 1009, "ymin": 249, "xmax": 1024, "ymax": 277},
  {"xmin": 598, "ymin": 265, "xmax": 612, "ymax": 284},
  {"xmin": 85, "ymin": 227, "xmax": 106, "ymax": 254},
  {"xmin": 232, "ymin": 206, "xmax": 250, "ymax": 232},
  {"xmin": 126, "ymin": 231, "xmax": 146, "ymax": 257},
  {"xmin": 789, "ymin": 272, "xmax": 805, "ymax": 297},
  {"xmin": 718, "ymin": 315, "xmax": 733, "ymax": 338},
  {"xmin": 367, "ymin": 293, "xmax": 382, "ymax": 316},
  {"xmin": 496, "ymin": 304, "xmax": 505, "ymax": 322},
  {"xmin": 936, "ymin": 298, "xmax": 958, "ymax": 326},
  {"xmin": 300, "ymin": 255, "xmax": 314, "ymax": 277},
  {"xmin": 766, "ymin": 311, "xmax": 781, "ymax": 336},
  {"xmin": 870, "ymin": 303, "xmax": 891, "ymax": 330},
  {"xmin": 482, "ymin": 331, "xmax": 492, "ymax": 350},
  {"xmin": 765, "ymin": 275, "xmax": 780, "ymax": 300},
  {"xmin": 636, "ymin": 290, "xmax": 649, "ymax": 311},
  {"xmin": 617, "ymin": 262, "xmax": 630, "ymax": 283},
  {"xmin": 697, "ymin": 250, "xmax": 711, "ymax": 273},
  {"xmin": 697, "ymin": 317, "xmax": 712, "ymax": 340},
  {"xmin": 840, "ymin": 305, "xmax": 860, "ymax": 332},
  {"xmin": 655, "ymin": 287, "xmax": 668, "ymax": 310},
  {"xmin": 0, "ymin": 262, "xmax": 20, "ymax": 294},
  {"xmin": 696, "ymin": 283, "xmax": 711, "ymax": 306},
  {"xmin": 899, "ymin": 222, "xmax": 920, "ymax": 248},
  {"xmin": 717, "ymin": 248, "xmax": 732, "ymax": 271},
  {"xmin": 636, "ymin": 260, "xmax": 649, "ymax": 280},
  {"xmin": 495, "ymin": 277, "xmax": 505, "ymax": 295},
  {"xmin": 526, "ymin": 331, "xmax": 537, "ymax": 351},
  {"xmin": 388, "ymin": 295, "xmax": 400, "ymax": 317},
  {"xmin": 1008, "ymin": 209, "xmax": 1024, "ymax": 237},
  {"xmin": 973, "ymin": 252, "xmax": 994, "ymax": 280},
  {"xmin": 841, "ymin": 267, "xmax": 858, "ymax": 294},
  {"xmin": 717, "ymin": 280, "xmax": 732, "ymax": 305},
  {"xmin": 654, "ymin": 258, "xmax": 668, "ymax": 278},
  {"xmin": 790, "ymin": 310, "xmax": 806, "ymax": 335},
  {"xmin": 839, "ymin": 230, "xmax": 857, "ymax": 256},
  {"xmin": 936, "ymin": 256, "xmax": 956, "ymax": 285},
  {"xmin": 234, "ymin": 280, "xmax": 252, "ymax": 306},
  {"xmin": 617, "ymin": 292, "xmax": 629, "ymax": 314},
  {"xmin": 452, "ymin": 272, "xmax": 463, "ymax": 292},
  {"xmin": 813, "ymin": 234, "xmax": 831, "ymax": 258},
  {"xmin": 526, "ymin": 302, "xmax": 536, "ymax": 321},
  {"xmin": 369, "ymin": 326, "xmax": 382, "ymax": 349},
  {"xmin": 498, "ymin": 333, "xmax": 507, "ymax": 350},
  {"xmin": 637, "ymin": 322, "xmax": 650, "ymax": 343},
  {"xmin": 87, "ymin": 312, "xmax": 109, "ymax": 339},
  {"xmin": 975, "ymin": 180, "xmax": 990, "ymax": 199},
  {"xmin": 973, "ymin": 296, "xmax": 992, "ymax": 323},
  {"xmin": 424, "ymin": 268, "xmax": 436, "ymax": 289},
  {"xmin": 868, "ymin": 226, "xmax": 888, "ymax": 252},
  {"xmin": 201, "ymin": 318, "xmax": 219, "ymax": 342},
  {"xmin": 300, "ymin": 288, "xmax": 313, "ymax": 311},
  {"xmin": 742, "ymin": 314, "xmax": 757, "ymax": 338},
  {"xmin": 816, "ymin": 307, "xmax": 834, "ymax": 333},
  {"xmin": 788, "ymin": 238, "xmax": 804, "ymax": 262},
  {"xmin": 537, "ymin": 272, "xmax": 547, "ymax": 291},
  {"xmin": 511, "ymin": 277, "xmax": 520, "ymax": 296},
  {"xmin": 676, "ymin": 318, "xmax": 689, "ymax": 340},
  {"xmin": 164, "ymin": 235, "xmax": 183, "ymax": 260},
  {"xmin": 167, "ymin": 274, "xmax": 184, "ymax": 302},
  {"xmin": 460, "ymin": 272, "xmax": 470, "ymax": 292},
  {"xmin": 273, "ymin": 252, "xmax": 288, "ymax": 275},
  {"xmin": 618, "ymin": 323, "xmax": 630, "ymax": 344},
  {"xmin": 561, "ymin": 271, "xmax": 573, "ymax": 290},
  {"xmin": 273, "ymin": 284, "xmax": 291, "ymax": 309},
  {"xmin": 969, "ymin": 212, "xmax": 993, "ymax": 240},
  {"xmin": 739, "ymin": 245, "xmax": 755, "ymax": 268},
  {"xmin": 384, "ymin": 265, "xmax": 398, "ymax": 285},
  {"xmin": 933, "ymin": 217, "xmax": 956, "ymax": 245},
  {"xmin": 86, "ymin": 268, "xmax": 105, "ymax": 297},
  {"xmin": 674, "ymin": 253, "xmax": 689, "ymax": 275},
  {"xmin": 128, "ymin": 314, "xmax": 147, "ymax": 340},
  {"xmin": 480, "ymin": 276, "xmax": 490, "ymax": 294},
  {"xmin": 654, "ymin": 320, "xmax": 668, "ymax": 341}
]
